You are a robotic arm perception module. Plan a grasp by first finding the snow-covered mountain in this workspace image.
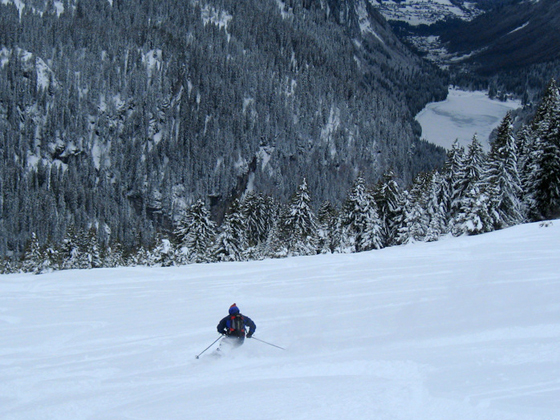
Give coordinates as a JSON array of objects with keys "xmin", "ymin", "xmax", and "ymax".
[
  {"xmin": 371, "ymin": 0, "xmax": 560, "ymax": 77},
  {"xmin": 1, "ymin": 220, "xmax": 559, "ymax": 419},
  {"xmin": 0, "ymin": 0, "xmax": 448, "ymax": 256}
]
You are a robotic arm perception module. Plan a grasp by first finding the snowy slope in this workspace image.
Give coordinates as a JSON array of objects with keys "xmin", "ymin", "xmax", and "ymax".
[{"xmin": 1, "ymin": 221, "xmax": 559, "ymax": 420}]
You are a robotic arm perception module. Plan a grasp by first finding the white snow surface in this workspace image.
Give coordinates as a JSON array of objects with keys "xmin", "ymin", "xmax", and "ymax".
[
  {"xmin": 415, "ymin": 88, "xmax": 522, "ymax": 151},
  {"xmin": 2, "ymin": 221, "xmax": 560, "ymax": 420}
]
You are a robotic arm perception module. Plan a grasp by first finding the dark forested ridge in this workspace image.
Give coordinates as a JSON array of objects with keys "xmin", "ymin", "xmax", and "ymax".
[
  {"xmin": 384, "ymin": 0, "xmax": 560, "ymax": 107},
  {"xmin": 0, "ymin": 0, "xmax": 448, "ymax": 257},
  {"xmin": 442, "ymin": 0, "xmax": 560, "ymax": 105},
  {"xmin": 439, "ymin": 0, "xmax": 560, "ymax": 74}
]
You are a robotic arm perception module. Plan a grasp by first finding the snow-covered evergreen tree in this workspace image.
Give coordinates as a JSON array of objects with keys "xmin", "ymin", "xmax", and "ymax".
[
  {"xmin": 452, "ymin": 184, "xmax": 496, "ymax": 236},
  {"xmin": 21, "ymin": 232, "xmax": 42, "ymax": 274},
  {"xmin": 151, "ymin": 236, "xmax": 175, "ymax": 267},
  {"xmin": 484, "ymin": 112, "xmax": 525, "ymax": 229},
  {"xmin": 280, "ymin": 179, "xmax": 318, "ymax": 256},
  {"xmin": 317, "ymin": 201, "xmax": 339, "ymax": 254},
  {"xmin": 339, "ymin": 176, "xmax": 383, "ymax": 253},
  {"xmin": 443, "ymin": 140, "xmax": 466, "ymax": 220},
  {"xmin": 175, "ymin": 199, "xmax": 217, "ymax": 263},
  {"xmin": 83, "ymin": 227, "xmax": 102, "ymax": 269},
  {"xmin": 103, "ymin": 242, "xmax": 126, "ymax": 268},
  {"xmin": 242, "ymin": 192, "xmax": 277, "ymax": 250},
  {"xmin": 211, "ymin": 199, "xmax": 248, "ymax": 262},
  {"xmin": 374, "ymin": 171, "xmax": 406, "ymax": 247},
  {"xmin": 450, "ymin": 135, "xmax": 486, "ymax": 234},
  {"xmin": 400, "ymin": 171, "xmax": 446, "ymax": 243},
  {"xmin": 516, "ymin": 125, "xmax": 537, "ymax": 214},
  {"xmin": 525, "ymin": 79, "xmax": 560, "ymax": 220},
  {"xmin": 262, "ymin": 216, "xmax": 288, "ymax": 259},
  {"xmin": 59, "ymin": 225, "xmax": 81, "ymax": 270},
  {"xmin": 132, "ymin": 246, "xmax": 151, "ymax": 267},
  {"xmin": 0, "ymin": 258, "xmax": 12, "ymax": 274},
  {"xmin": 40, "ymin": 243, "xmax": 59, "ymax": 273},
  {"xmin": 397, "ymin": 199, "xmax": 427, "ymax": 244},
  {"xmin": 394, "ymin": 190, "xmax": 413, "ymax": 245},
  {"xmin": 462, "ymin": 135, "xmax": 485, "ymax": 190},
  {"xmin": 424, "ymin": 171, "xmax": 448, "ymax": 242}
]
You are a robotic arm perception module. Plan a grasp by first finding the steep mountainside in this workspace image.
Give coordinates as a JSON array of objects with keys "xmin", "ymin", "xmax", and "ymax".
[
  {"xmin": 371, "ymin": 0, "xmax": 560, "ymax": 102},
  {"xmin": 439, "ymin": 0, "xmax": 560, "ymax": 74},
  {"xmin": 0, "ymin": 0, "xmax": 447, "ymax": 255}
]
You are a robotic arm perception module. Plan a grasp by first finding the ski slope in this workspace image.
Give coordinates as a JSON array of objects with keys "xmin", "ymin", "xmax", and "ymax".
[{"xmin": 1, "ymin": 221, "xmax": 559, "ymax": 420}]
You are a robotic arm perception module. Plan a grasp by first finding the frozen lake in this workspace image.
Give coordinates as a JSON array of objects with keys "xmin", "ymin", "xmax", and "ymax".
[{"xmin": 415, "ymin": 89, "xmax": 522, "ymax": 151}]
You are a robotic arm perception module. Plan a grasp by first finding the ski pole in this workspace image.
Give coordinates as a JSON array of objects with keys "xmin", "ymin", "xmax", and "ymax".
[
  {"xmin": 195, "ymin": 335, "xmax": 224, "ymax": 359},
  {"xmin": 250, "ymin": 336, "xmax": 286, "ymax": 351}
]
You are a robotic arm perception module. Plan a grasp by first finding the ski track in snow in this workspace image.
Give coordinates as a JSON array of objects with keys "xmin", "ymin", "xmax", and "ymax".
[{"xmin": 1, "ymin": 221, "xmax": 560, "ymax": 419}]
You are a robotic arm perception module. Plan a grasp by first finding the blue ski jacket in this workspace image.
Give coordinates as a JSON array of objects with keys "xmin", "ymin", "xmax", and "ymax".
[{"xmin": 217, "ymin": 314, "xmax": 256, "ymax": 337}]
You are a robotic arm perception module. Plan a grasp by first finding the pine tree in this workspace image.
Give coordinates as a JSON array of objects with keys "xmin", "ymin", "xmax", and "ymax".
[
  {"xmin": 397, "ymin": 198, "xmax": 427, "ymax": 244},
  {"xmin": 83, "ymin": 227, "xmax": 102, "ymax": 269},
  {"xmin": 59, "ymin": 225, "xmax": 80, "ymax": 270},
  {"xmin": 40, "ymin": 243, "xmax": 59, "ymax": 273},
  {"xmin": 395, "ymin": 189, "xmax": 415, "ymax": 245},
  {"xmin": 71, "ymin": 229, "xmax": 95, "ymax": 270},
  {"xmin": 452, "ymin": 183, "xmax": 496, "ymax": 236},
  {"xmin": 339, "ymin": 176, "xmax": 383, "ymax": 253},
  {"xmin": 175, "ymin": 199, "xmax": 217, "ymax": 263},
  {"xmin": 532, "ymin": 79, "xmax": 559, "ymax": 129},
  {"xmin": 242, "ymin": 192, "xmax": 277, "ymax": 250},
  {"xmin": 516, "ymin": 125, "xmax": 537, "ymax": 215},
  {"xmin": 463, "ymin": 135, "xmax": 486, "ymax": 190},
  {"xmin": 279, "ymin": 178, "xmax": 318, "ymax": 256},
  {"xmin": 424, "ymin": 171, "xmax": 448, "ymax": 242},
  {"xmin": 0, "ymin": 258, "xmax": 10, "ymax": 274},
  {"xmin": 21, "ymin": 232, "xmax": 42, "ymax": 274},
  {"xmin": 211, "ymin": 199, "xmax": 248, "ymax": 262},
  {"xmin": 261, "ymin": 216, "xmax": 288, "ymax": 259},
  {"xmin": 0, "ymin": 257, "xmax": 17, "ymax": 274},
  {"xmin": 103, "ymin": 242, "xmax": 126, "ymax": 268},
  {"xmin": 484, "ymin": 112, "xmax": 524, "ymax": 229},
  {"xmin": 374, "ymin": 171, "xmax": 405, "ymax": 247},
  {"xmin": 151, "ymin": 235, "xmax": 175, "ymax": 267},
  {"xmin": 443, "ymin": 140, "xmax": 466, "ymax": 220},
  {"xmin": 450, "ymin": 135, "xmax": 487, "ymax": 234},
  {"xmin": 525, "ymin": 79, "xmax": 560, "ymax": 220},
  {"xmin": 401, "ymin": 171, "xmax": 446, "ymax": 243},
  {"xmin": 317, "ymin": 201, "xmax": 339, "ymax": 254}
]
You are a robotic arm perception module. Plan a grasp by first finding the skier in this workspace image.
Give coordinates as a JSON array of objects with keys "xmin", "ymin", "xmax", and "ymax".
[{"xmin": 216, "ymin": 303, "xmax": 256, "ymax": 349}]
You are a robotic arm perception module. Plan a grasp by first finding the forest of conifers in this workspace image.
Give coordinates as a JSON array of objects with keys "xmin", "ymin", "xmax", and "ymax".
[
  {"xmin": 1, "ymin": 1, "xmax": 559, "ymax": 273},
  {"xmin": 5, "ymin": 80, "xmax": 560, "ymax": 274},
  {"xmin": 0, "ymin": 0, "xmax": 450, "ymax": 260}
]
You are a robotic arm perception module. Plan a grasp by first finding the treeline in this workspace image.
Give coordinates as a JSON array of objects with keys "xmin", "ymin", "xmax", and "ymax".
[{"xmin": 4, "ymin": 79, "xmax": 559, "ymax": 275}]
